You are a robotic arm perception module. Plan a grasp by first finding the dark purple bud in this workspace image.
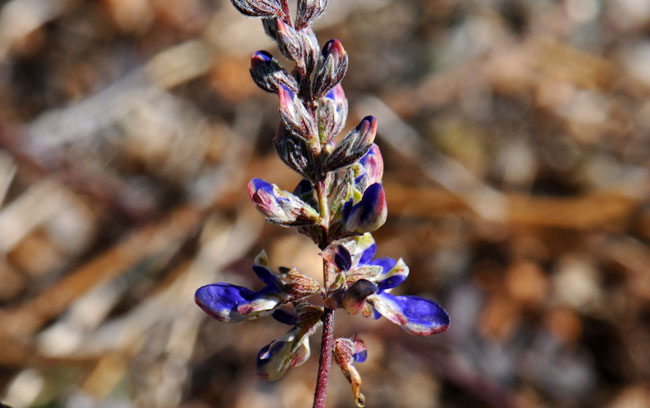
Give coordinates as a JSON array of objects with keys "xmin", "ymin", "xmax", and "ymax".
[
  {"xmin": 342, "ymin": 279, "xmax": 377, "ymax": 315},
  {"xmin": 318, "ymin": 84, "xmax": 348, "ymax": 146},
  {"xmin": 276, "ymin": 18, "xmax": 303, "ymax": 62},
  {"xmin": 296, "ymin": 0, "xmax": 328, "ymax": 30},
  {"xmin": 334, "ymin": 245, "xmax": 352, "ymax": 272},
  {"xmin": 250, "ymin": 51, "xmax": 299, "ymax": 93},
  {"xmin": 279, "ymin": 86, "xmax": 319, "ymax": 147},
  {"xmin": 325, "ymin": 116, "xmax": 377, "ymax": 171},
  {"xmin": 231, "ymin": 0, "xmax": 282, "ymax": 17},
  {"xmin": 312, "ymin": 39, "xmax": 348, "ymax": 98}
]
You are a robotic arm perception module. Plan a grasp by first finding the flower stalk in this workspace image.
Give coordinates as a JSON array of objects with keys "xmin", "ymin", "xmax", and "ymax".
[{"xmin": 195, "ymin": 1, "xmax": 449, "ymax": 406}]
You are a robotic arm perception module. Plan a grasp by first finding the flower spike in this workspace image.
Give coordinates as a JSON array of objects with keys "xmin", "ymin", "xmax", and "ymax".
[{"xmin": 198, "ymin": 2, "xmax": 449, "ymax": 406}]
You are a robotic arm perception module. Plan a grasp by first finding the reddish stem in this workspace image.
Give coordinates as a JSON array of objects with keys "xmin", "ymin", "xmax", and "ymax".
[{"xmin": 313, "ymin": 308, "xmax": 335, "ymax": 408}]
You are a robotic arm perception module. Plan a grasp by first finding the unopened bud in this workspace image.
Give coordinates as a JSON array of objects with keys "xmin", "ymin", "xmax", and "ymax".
[
  {"xmin": 296, "ymin": 0, "xmax": 328, "ymax": 30},
  {"xmin": 318, "ymin": 84, "xmax": 348, "ymax": 146},
  {"xmin": 231, "ymin": 0, "xmax": 281, "ymax": 17},
  {"xmin": 276, "ymin": 18, "xmax": 303, "ymax": 62},
  {"xmin": 279, "ymin": 86, "xmax": 319, "ymax": 147},
  {"xmin": 342, "ymin": 183, "xmax": 387, "ymax": 233},
  {"xmin": 313, "ymin": 39, "xmax": 348, "ymax": 98},
  {"xmin": 250, "ymin": 51, "xmax": 299, "ymax": 93},
  {"xmin": 342, "ymin": 279, "xmax": 377, "ymax": 315},
  {"xmin": 248, "ymin": 178, "xmax": 320, "ymax": 226},
  {"xmin": 326, "ymin": 116, "xmax": 377, "ymax": 171}
]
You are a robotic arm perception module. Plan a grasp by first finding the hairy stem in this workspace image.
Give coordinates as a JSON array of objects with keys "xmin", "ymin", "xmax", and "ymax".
[
  {"xmin": 314, "ymin": 170, "xmax": 333, "ymax": 407},
  {"xmin": 313, "ymin": 307, "xmax": 335, "ymax": 408}
]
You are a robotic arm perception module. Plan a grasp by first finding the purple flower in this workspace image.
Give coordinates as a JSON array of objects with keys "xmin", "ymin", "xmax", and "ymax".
[
  {"xmin": 248, "ymin": 178, "xmax": 320, "ymax": 226},
  {"xmin": 195, "ymin": 251, "xmax": 321, "ymax": 323},
  {"xmin": 325, "ymin": 234, "xmax": 450, "ymax": 336},
  {"xmin": 342, "ymin": 182, "xmax": 387, "ymax": 233}
]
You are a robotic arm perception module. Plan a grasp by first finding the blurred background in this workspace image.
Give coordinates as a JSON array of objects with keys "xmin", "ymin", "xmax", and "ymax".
[{"xmin": 0, "ymin": 0, "xmax": 649, "ymax": 407}]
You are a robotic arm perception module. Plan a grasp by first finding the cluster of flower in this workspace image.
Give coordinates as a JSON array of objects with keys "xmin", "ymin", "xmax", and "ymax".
[{"xmin": 195, "ymin": 0, "xmax": 449, "ymax": 406}]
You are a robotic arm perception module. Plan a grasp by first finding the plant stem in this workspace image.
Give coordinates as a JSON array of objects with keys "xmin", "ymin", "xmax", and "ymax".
[
  {"xmin": 314, "ymin": 172, "xmax": 333, "ymax": 407},
  {"xmin": 313, "ymin": 307, "xmax": 335, "ymax": 408}
]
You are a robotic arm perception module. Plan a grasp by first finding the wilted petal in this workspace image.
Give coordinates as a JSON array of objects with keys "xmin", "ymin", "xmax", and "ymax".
[
  {"xmin": 195, "ymin": 283, "xmax": 281, "ymax": 322},
  {"xmin": 368, "ymin": 293, "xmax": 450, "ymax": 336},
  {"xmin": 334, "ymin": 337, "xmax": 366, "ymax": 407},
  {"xmin": 248, "ymin": 178, "xmax": 320, "ymax": 226},
  {"xmin": 342, "ymin": 183, "xmax": 387, "ymax": 233}
]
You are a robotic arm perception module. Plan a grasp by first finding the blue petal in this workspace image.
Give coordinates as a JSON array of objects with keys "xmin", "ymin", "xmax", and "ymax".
[
  {"xmin": 293, "ymin": 179, "xmax": 313, "ymax": 196},
  {"xmin": 370, "ymin": 293, "xmax": 449, "ymax": 336},
  {"xmin": 353, "ymin": 349, "xmax": 367, "ymax": 363},
  {"xmin": 250, "ymin": 178, "xmax": 273, "ymax": 193},
  {"xmin": 358, "ymin": 242, "xmax": 377, "ymax": 265},
  {"xmin": 253, "ymin": 50, "xmax": 273, "ymax": 62},
  {"xmin": 195, "ymin": 283, "xmax": 253, "ymax": 322},
  {"xmin": 252, "ymin": 265, "xmax": 278, "ymax": 288},
  {"xmin": 272, "ymin": 309, "xmax": 297, "ymax": 325},
  {"xmin": 358, "ymin": 183, "xmax": 383, "ymax": 225},
  {"xmin": 195, "ymin": 283, "xmax": 280, "ymax": 322},
  {"xmin": 369, "ymin": 257, "xmax": 397, "ymax": 275}
]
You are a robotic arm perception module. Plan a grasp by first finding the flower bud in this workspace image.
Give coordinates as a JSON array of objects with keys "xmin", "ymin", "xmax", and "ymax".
[
  {"xmin": 276, "ymin": 17, "xmax": 303, "ymax": 62},
  {"xmin": 342, "ymin": 279, "xmax": 377, "ymax": 315},
  {"xmin": 318, "ymin": 84, "xmax": 348, "ymax": 146},
  {"xmin": 257, "ymin": 334, "xmax": 308, "ymax": 380},
  {"xmin": 274, "ymin": 125, "xmax": 323, "ymax": 180},
  {"xmin": 250, "ymin": 51, "xmax": 299, "ymax": 94},
  {"xmin": 359, "ymin": 143, "xmax": 384, "ymax": 186},
  {"xmin": 248, "ymin": 178, "xmax": 320, "ymax": 226},
  {"xmin": 313, "ymin": 39, "xmax": 348, "ymax": 98},
  {"xmin": 300, "ymin": 27, "xmax": 320, "ymax": 75},
  {"xmin": 231, "ymin": 0, "xmax": 281, "ymax": 17},
  {"xmin": 326, "ymin": 116, "xmax": 377, "ymax": 171},
  {"xmin": 342, "ymin": 183, "xmax": 387, "ymax": 233},
  {"xmin": 296, "ymin": 0, "xmax": 328, "ymax": 30},
  {"xmin": 278, "ymin": 86, "xmax": 319, "ymax": 148}
]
